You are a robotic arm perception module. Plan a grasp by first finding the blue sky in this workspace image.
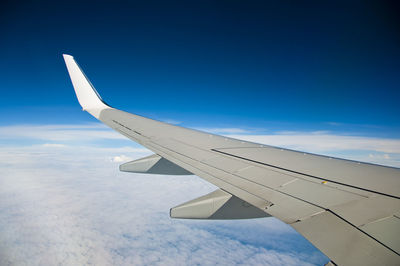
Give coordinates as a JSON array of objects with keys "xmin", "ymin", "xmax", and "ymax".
[
  {"xmin": 1, "ymin": 1, "xmax": 400, "ymax": 265},
  {"xmin": 1, "ymin": 1, "xmax": 399, "ymax": 132}
]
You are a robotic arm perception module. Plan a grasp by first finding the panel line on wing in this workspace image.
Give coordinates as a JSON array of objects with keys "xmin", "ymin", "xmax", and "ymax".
[
  {"xmin": 148, "ymin": 138, "xmax": 365, "ymax": 210},
  {"xmin": 211, "ymin": 149, "xmax": 400, "ymax": 200},
  {"xmin": 145, "ymin": 140, "xmax": 327, "ymax": 220},
  {"xmin": 326, "ymin": 210, "xmax": 400, "ymax": 256}
]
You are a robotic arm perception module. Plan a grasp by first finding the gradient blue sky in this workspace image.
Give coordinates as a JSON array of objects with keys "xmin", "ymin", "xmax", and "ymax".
[
  {"xmin": 1, "ymin": 0, "xmax": 399, "ymax": 136},
  {"xmin": 1, "ymin": 1, "xmax": 400, "ymax": 265}
]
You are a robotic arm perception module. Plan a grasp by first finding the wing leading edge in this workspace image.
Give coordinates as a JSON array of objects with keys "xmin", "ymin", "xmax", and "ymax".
[{"xmin": 63, "ymin": 54, "xmax": 400, "ymax": 266}]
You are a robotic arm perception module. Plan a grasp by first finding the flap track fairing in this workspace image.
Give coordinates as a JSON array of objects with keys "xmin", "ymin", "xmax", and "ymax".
[
  {"xmin": 170, "ymin": 189, "xmax": 271, "ymax": 219},
  {"xmin": 120, "ymin": 154, "xmax": 193, "ymax": 175}
]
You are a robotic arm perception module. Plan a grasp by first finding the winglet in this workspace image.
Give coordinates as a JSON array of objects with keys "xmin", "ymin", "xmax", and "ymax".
[{"xmin": 63, "ymin": 54, "xmax": 110, "ymax": 119}]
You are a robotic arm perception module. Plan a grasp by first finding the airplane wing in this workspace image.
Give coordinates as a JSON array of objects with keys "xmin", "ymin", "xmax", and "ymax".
[{"xmin": 63, "ymin": 54, "xmax": 400, "ymax": 265}]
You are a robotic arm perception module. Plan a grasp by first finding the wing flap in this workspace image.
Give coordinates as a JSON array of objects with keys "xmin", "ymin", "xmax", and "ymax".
[
  {"xmin": 292, "ymin": 211, "xmax": 400, "ymax": 266},
  {"xmin": 360, "ymin": 215, "xmax": 400, "ymax": 254}
]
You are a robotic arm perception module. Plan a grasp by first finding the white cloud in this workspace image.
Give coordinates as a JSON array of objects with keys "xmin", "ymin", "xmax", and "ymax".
[
  {"xmin": 111, "ymin": 154, "xmax": 133, "ymax": 162},
  {"xmin": 0, "ymin": 143, "xmax": 326, "ymax": 266},
  {"xmin": 368, "ymin": 153, "xmax": 391, "ymax": 160},
  {"xmin": 0, "ymin": 123, "xmax": 125, "ymax": 142},
  {"xmin": 42, "ymin": 143, "xmax": 67, "ymax": 148},
  {"xmin": 325, "ymin": 122, "xmax": 343, "ymax": 126}
]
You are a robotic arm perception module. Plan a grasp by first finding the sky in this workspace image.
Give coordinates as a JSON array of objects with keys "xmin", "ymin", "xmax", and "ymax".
[{"xmin": 0, "ymin": 1, "xmax": 399, "ymax": 265}]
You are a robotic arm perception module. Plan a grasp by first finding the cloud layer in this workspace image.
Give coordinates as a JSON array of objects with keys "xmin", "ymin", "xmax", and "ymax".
[
  {"xmin": 0, "ymin": 144, "xmax": 326, "ymax": 265},
  {"xmin": 1, "ymin": 122, "xmax": 399, "ymax": 265}
]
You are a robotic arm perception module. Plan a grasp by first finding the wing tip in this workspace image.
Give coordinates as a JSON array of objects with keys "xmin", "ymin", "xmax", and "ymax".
[
  {"xmin": 63, "ymin": 54, "xmax": 111, "ymax": 119},
  {"xmin": 62, "ymin": 54, "xmax": 74, "ymax": 63}
]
